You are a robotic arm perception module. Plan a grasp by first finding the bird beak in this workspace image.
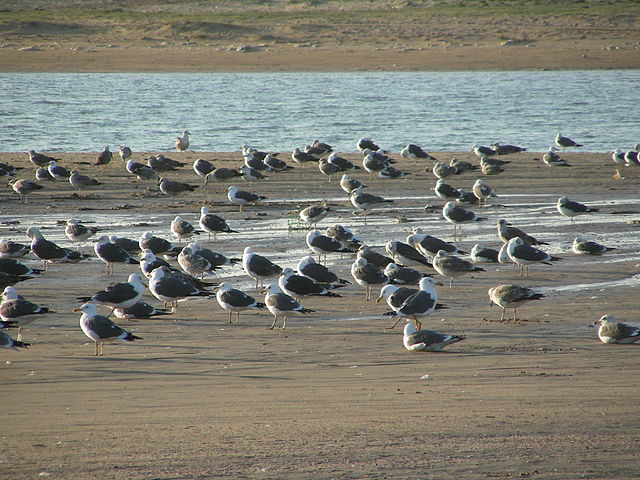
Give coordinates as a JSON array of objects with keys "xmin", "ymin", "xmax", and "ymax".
[
  {"xmin": 435, "ymin": 281, "xmax": 443, "ymax": 286},
  {"xmin": 72, "ymin": 307, "xmax": 81, "ymax": 312},
  {"xmin": 375, "ymin": 296, "xmax": 382, "ymax": 303}
]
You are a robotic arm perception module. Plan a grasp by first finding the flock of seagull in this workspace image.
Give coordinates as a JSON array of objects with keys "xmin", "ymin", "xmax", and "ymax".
[{"xmin": 1, "ymin": 131, "xmax": 639, "ymax": 355}]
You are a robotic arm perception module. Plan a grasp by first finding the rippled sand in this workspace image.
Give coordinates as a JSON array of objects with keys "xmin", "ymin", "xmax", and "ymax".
[{"xmin": 2, "ymin": 149, "xmax": 640, "ymax": 479}]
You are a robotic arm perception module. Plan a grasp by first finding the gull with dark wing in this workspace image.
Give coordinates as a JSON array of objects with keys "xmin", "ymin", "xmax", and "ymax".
[
  {"xmin": 297, "ymin": 255, "xmax": 350, "ymax": 287},
  {"xmin": 149, "ymin": 266, "xmax": 213, "ymax": 311},
  {"xmin": 26, "ymin": 226, "xmax": 89, "ymax": 270},
  {"xmin": 170, "ymin": 216, "xmax": 200, "ymax": 242},
  {"xmin": 431, "ymin": 162, "xmax": 461, "ymax": 179},
  {"xmin": 65, "ymin": 219, "xmax": 99, "ymax": 243},
  {"xmin": 592, "ymin": 314, "xmax": 640, "ymax": 344},
  {"xmin": 159, "ymin": 177, "xmax": 198, "ymax": 196},
  {"xmin": 113, "ymin": 302, "xmax": 170, "ymax": 320},
  {"xmin": 543, "ymin": 146, "xmax": 571, "ymax": 167},
  {"xmin": 148, "ymin": 155, "xmax": 185, "ymax": 172},
  {"xmin": 27, "ymin": 149, "xmax": 59, "ymax": 167},
  {"xmin": 384, "ymin": 276, "xmax": 441, "ymax": 330},
  {"xmin": 205, "ymin": 167, "xmax": 243, "ymax": 185},
  {"xmin": 11, "ymin": 179, "xmax": 44, "ymax": 203},
  {"xmin": 385, "ymin": 240, "xmax": 432, "ymax": 268},
  {"xmin": 279, "ymin": 267, "xmax": 341, "ymax": 300},
  {"xmin": 263, "ymin": 153, "xmax": 293, "ymax": 172},
  {"xmin": 215, "ymin": 282, "xmax": 265, "ymax": 324},
  {"xmin": 357, "ymin": 137, "xmax": 381, "ymax": 152},
  {"xmin": 306, "ymin": 230, "xmax": 354, "ymax": 263},
  {"xmin": 0, "ymin": 240, "xmax": 30, "ymax": 258},
  {"xmin": 349, "ymin": 187, "xmax": 393, "ymax": 224},
  {"xmin": 433, "ymin": 250, "xmax": 484, "ymax": 288},
  {"xmin": 263, "ymin": 283, "xmax": 314, "ymax": 330},
  {"xmin": 199, "ymin": 206, "xmax": 237, "ymax": 241},
  {"xmin": 327, "ymin": 152, "xmax": 360, "ymax": 171},
  {"xmin": 138, "ymin": 232, "xmax": 180, "ymax": 257},
  {"xmin": 243, "ymin": 247, "xmax": 283, "ymax": 288},
  {"xmin": 325, "ymin": 224, "xmax": 363, "ymax": 251},
  {"xmin": 611, "ymin": 149, "xmax": 627, "ymax": 179},
  {"xmin": 47, "ymin": 160, "xmax": 70, "ymax": 180},
  {"xmin": 318, "ymin": 158, "xmax": 342, "ymax": 181},
  {"xmin": 0, "ymin": 330, "xmax": 30, "ymax": 350},
  {"xmin": 126, "ymin": 160, "xmax": 158, "ymax": 182},
  {"xmin": 572, "ymin": 237, "xmax": 615, "ymax": 255},
  {"xmin": 177, "ymin": 246, "xmax": 215, "ymax": 278},
  {"xmin": 406, "ymin": 228, "xmax": 465, "ymax": 259},
  {"xmin": 488, "ymin": 284, "xmax": 544, "ymax": 321},
  {"xmin": 491, "ymin": 142, "xmax": 526, "ymax": 155},
  {"xmin": 402, "ymin": 322, "xmax": 465, "ymax": 352},
  {"xmin": 0, "ymin": 258, "xmax": 41, "ymax": 279},
  {"xmin": 188, "ymin": 242, "xmax": 240, "ymax": 270},
  {"xmin": 351, "ymin": 257, "xmax": 388, "ymax": 301},
  {"xmin": 75, "ymin": 303, "xmax": 142, "ymax": 356},
  {"xmin": 400, "ymin": 143, "xmax": 436, "ymax": 161},
  {"xmin": 94, "ymin": 235, "xmax": 139, "ymax": 275},
  {"xmin": 472, "ymin": 144, "xmax": 497, "ymax": 157},
  {"xmin": 69, "ymin": 170, "xmax": 101, "ymax": 190},
  {"xmin": 442, "ymin": 201, "xmax": 486, "ymax": 240},
  {"xmin": 193, "ymin": 159, "xmax": 216, "ymax": 183},
  {"xmin": 434, "ymin": 179, "xmax": 461, "ymax": 200},
  {"xmin": 384, "ymin": 263, "xmax": 428, "ymax": 285},
  {"xmin": 291, "ymin": 147, "xmax": 319, "ymax": 164},
  {"xmin": 300, "ymin": 204, "xmax": 331, "ymax": 228},
  {"xmin": 76, "ymin": 274, "xmax": 145, "ymax": 316},
  {"xmin": 227, "ymin": 185, "xmax": 266, "ymax": 212},
  {"xmin": 376, "ymin": 284, "xmax": 419, "ymax": 313},
  {"xmin": 357, "ymin": 245, "xmax": 394, "ymax": 268},
  {"xmin": 557, "ymin": 196, "xmax": 599, "ymax": 222},
  {"xmin": 470, "ymin": 244, "xmax": 500, "ymax": 264},
  {"xmin": 497, "ymin": 219, "xmax": 548, "ymax": 246},
  {"xmin": 506, "ymin": 237, "xmax": 561, "ymax": 277},
  {"xmin": 362, "ymin": 149, "xmax": 393, "ymax": 178},
  {"xmin": 0, "ymin": 287, "xmax": 51, "ymax": 339},
  {"xmin": 35, "ymin": 167, "xmax": 54, "ymax": 181},
  {"xmin": 472, "ymin": 178, "xmax": 497, "ymax": 207},
  {"xmin": 340, "ymin": 174, "xmax": 367, "ymax": 195},
  {"xmin": 555, "ymin": 133, "xmax": 583, "ymax": 149}
]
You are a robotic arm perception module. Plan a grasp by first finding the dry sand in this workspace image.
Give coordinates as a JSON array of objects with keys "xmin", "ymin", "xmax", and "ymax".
[{"xmin": 2, "ymin": 149, "xmax": 640, "ymax": 479}]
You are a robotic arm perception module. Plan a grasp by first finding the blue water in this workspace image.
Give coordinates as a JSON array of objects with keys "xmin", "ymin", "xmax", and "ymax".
[{"xmin": 1, "ymin": 71, "xmax": 638, "ymax": 153}]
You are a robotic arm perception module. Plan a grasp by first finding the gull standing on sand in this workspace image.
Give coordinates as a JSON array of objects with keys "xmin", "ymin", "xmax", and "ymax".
[
  {"xmin": 376, "ymin": 284, "xmax": 419, "ymax": 313},
  {"xmin": 170, "ymin": 216, "xmax": 200, "ymax": 242},
  {"xmin": 340, "ymin": 174, "xmax": 367, "ymax": 195},
  {"xmin": 300, "ymin": 204, "xmax": 331, "ymax": 228},
  {"xmin": 242, "ymin": 247, "xmax": 283, "ymax": 288},
  {"xmin": 0, "ymin": 287, "xmax": 51, "ymax": 339},
  {"xmin": 263, "ymin": 283, "xmax": 315, "ymax": 330},
  {"xmin": 470, "ymin": 244, "xmax": 500, "ymax": 264},
  {"xmin": 216, "ymin": 282, "xmax": 265, "ymax": 324},
  {"xmin": 349, "ymin": 187, "xmax": 393, "ymax": 223},
  {"xmin": 177, "ymin": 246, "xmax": 215, "ymax": 278},
  {"xmin": 263, "ymin": 153, "xmax": 293, "ymax": 172},
  {"xmin": 555, "ymin": 133, "xmax": 583, "ymax": 149},
  {"xmin": 506, "ymin": 237, "xmax": 561, "ymax": 277},
  {"xmin": 95, "ymin": 146, "xmax": 112, "ymax": 166},
  {"xmin": 306, "ymin": 230, "xmax": 354, "ymax": 262},
  {"xmin": 94, "ymin": 235, "xmax": 139, "ymax": 275},
  {"xmin": 139, "ymin": 232, "xmax": 179, "ymax": 257},
  {"xmin": 11, "ymin": 179, "xmax": 44, "ymax": 203},
  {"xmin": 488, "ymin": 284, "xmax": 544, "ymax": 321},
  {"xmin": 327, "ymin": 152, "xmax": 360, "ymax": 172},
  {"xmin": 27, "ymin": 226, "xmax": 89, "ymax": 270},
  {"xmin": 592, "ymin": 314, "xmax": 640, "ymax": 344},
  {"xmin": 76, "ymin": 274, "xmax": 145, "ymax": 316},
  {"xmin": 118, "ymin": 145, "xmax": 132, "ymax": 162},
  {"xmin": 402, "ymin": 322, "xmax": 464, "ymax": 352},
  {"xmin": 434, "ymin": 179, "xmax": 462, "ymax": 200},
  {"xmin": 472, "ymin": 178, "xmax": 497, "ymax": 206},
  {"xmin": 432, "ymin": 250, "xmax": 484, "ymax": 288},
  {"xmin": 175, "ymin": 131, "xmax": 190, "ymax": 151},
  {"xmin": 384, "ymin": 276, "xmax": 441, "ymax": 330},
  {"xmin": 227, "ymin": 185, "xmax": 266, "ymax": 212},
  {"xmin": 69, "ymin": 170, "xmax": 101, "ymax": 190},
  {"xmin": 113, "ymin": 302, "xmax": 170, "ymax": 320},
  {"xmin": 406, "ymin": 228, "xmax": 465, "ymax": 259},
  {"xmin": 199, "ymin": 206, "xmax": 237, "ymax": 241},
  {"xmin": 384, "ymin": 263, "xmax": 428, "ymax": 285},
  {"xmin": 497, "ymin": 219, "xmax": 548, "ymax": 246},
  {"xmin": 297, "ymin": 256, "xmax": 350, "ymax": 287},
  {"xmin": 65, "ymin": 219, "xmax": 99, "ymax": 243},
  {"xmin": 291, "ymin": 147, "xmax": 319, "ymax": 163},
  {"xmin": 431, "ymin": 162, "xmax": 460, "ymax": 179},
  {"xmin": 149, "ymin": 266, "xmax": 213, "ymax": 311},
  {"xmin": 611, "ymin": 149, "xmax": 627, "ymax": 179},
  {"xmin": 193, "ymin": 159, "xmax": 215, "ymax": 182},
  {"xmin": 126, "ymin": 160, "xmax": 158, "ymax": 182},
  {"xmin": 557, "ymin": 196, "xmax": 599, "ymax": 221},
  {"xmin": 385, "ymin": 240, "xmax": 432, "ymax": 268},
  {"xmin": 543, "ymin": 147, "xmax": 571, "ymax": 167},
  {"xmin": 351, "ymin": 257, "xmax": 388, "ymax": 301},
  {"xmin": 442, "ymin": 201, "xmax": 486, "ymax": 240},
  {"xmin": 279, "ymin": 268, "xmax": 341, "ymax": 300},
  {"xmin": 75, "ymin": 303, "xmax": 142, "ymax": 356},
  {"xmin": 47, "ymin": 161, "xmax": 70, "ymax": 180}
]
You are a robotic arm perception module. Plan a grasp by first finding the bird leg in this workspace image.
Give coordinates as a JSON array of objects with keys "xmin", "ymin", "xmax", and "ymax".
[
  {"xmin": 236, "ymin": 312, "xmax": 240, "ymax": 324},
  {"xmin": 228, "ymin": 311, "xmax": 233, "ymax": 324},
  {"xmin": 269, "ymin": 315, "xmax": 278, "ymax": 330},
  {"xmin": 500, "ymin": 307, "xmax": 505, "ymax": 321},
  {"xmin": 106, "ymin": 307, "xmax": 115, "ymax": 319},
  {"xmin": 449, "ymin": 277, "xmax": 453, "ymax": 288},
  {"xmin": 281, "ymin": 315, "xmax": 287, "ymax": 330},
  {"xmin": 414, "ymin": 319, "xmax": 422, "ymax": 330},
  {"xmin": 386, "ymin": 317, "xmax": 402, "ymax": 330}
]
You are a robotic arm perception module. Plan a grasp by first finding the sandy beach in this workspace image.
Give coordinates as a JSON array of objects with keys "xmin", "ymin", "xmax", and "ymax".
[{"xmin": 2, "ymin": 148, "xmax": 640, "ymax": 479}]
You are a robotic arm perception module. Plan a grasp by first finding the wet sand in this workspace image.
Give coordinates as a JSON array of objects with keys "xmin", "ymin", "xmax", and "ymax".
[{"xmin": 2, "ymin": 149, "xmax": 640, "ymax": 479}]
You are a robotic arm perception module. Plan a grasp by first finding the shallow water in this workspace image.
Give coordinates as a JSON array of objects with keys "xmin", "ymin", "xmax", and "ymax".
[{"xmin": 2, "ymin": 70, "xmax": 639, "ymax": 153}]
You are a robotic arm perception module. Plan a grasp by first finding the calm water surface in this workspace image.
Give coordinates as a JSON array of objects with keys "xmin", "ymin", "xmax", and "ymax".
[{"xmin": 1, "ymin": 71, "xmax": 638, "ymax": 153}]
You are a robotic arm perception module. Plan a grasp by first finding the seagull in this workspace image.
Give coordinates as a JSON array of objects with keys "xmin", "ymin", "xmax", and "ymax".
[
  {"xmin": 188, "ymin": 242, "xmax": 240, "ymax": 270},
  {"xmin": 325, "ymin": 224, "xmax": 363, "ymax": 251},
  {"xmin": 351, "ymin": 257, "xmax": 388, "ymax": 301},
  {"xmin": 76, "ymin": 274, "xmax": 145, "ymax": 315},
  {"xmin": 0, "ymin": 240, "xmax": 30, "ymax": 258},
  {"xmin": 0, "ymin": 287, "xmax": 51, "ymax": 339},
  {"xmin": 296, "ymin": 255, "xmax": 350, "ymax": 287},
  {"xmin": 304, "ymin": 144, "xmax": 330, "ymax": 156},
  {"xmin": 175, "ymin": 130, "xmax": 191, "ymax": 151},
  {"xmin": 149, "ymin": 266, "xmax": 213, "ymax": 311},
  {"xmin": 138, "ymin": 232, "xmax": 179, "ymax": 257},
  {"xmin": 506, "ymin": 237, "xmax": 561, "ymax": 277},
  {"xmin": 65, "ymin": 219, "xmax": 99, "ymax": 243},
  {"xmin": 378, "ymin": 166, "xmax": 410, "ymax": 179},
  {"xmin": 26, "ymin": 149, "xmax": 59, "ymax": 167},
  {"xmin": 244, "ymin": 152, "xmax": 271, "ymax": 171},
  {"xmin": 205, "ymin": 167, "xmax": 243, "ymax": 185},
  {"xmin": 279, "ymin": 268, "xmax": 341, "ymax": 300},
  {"xmin": 480, "ymin": 156, "xmax": 510, "ymax": 167},
  {"xmin": 357, "ymin": 245, "xmax": 395, "ymax": 268},
  {"xmin": 592, "ymin": 314, "xmax": 640, "ymax": 344},
  {"xmin": 555, "ymin": 133, "xmax": 583, "ymax": 149},
  {"xmin": 306, "ymin": 230, "xmax": 354, "ymax": 262},
  {"xmin": 239, "ymin": 165, "xmax": 268, "ymax": 182},
  {"xmin": 400, "ymin": 143, "xmax": 436, "ymax": 161},
  {"xmin": 291, "ymin": 147, "xmax": 319, "ymax": 163},
  {"xmin": 75, "ymin": 303, "xmax": 142, "ymax": 356},
  {"xmin": 159, "ymin": 177, "xmax": 198, "ymax": 196},
  {"xmin": 611, "ymin": 149, "xmax": 627, "ymax": 179},
  {"xmin": 385, "ymin": 240, "xmax": 432, "ymax": 268},
  {"xmin": 94, "ymin": 235, "xmax": 139, "ymax": 275},
  {"xmin": 215, "ymin": 282, "xmax": 265, "ymax": 324},
  {"xmin": 449, "ymin": 158, "xmax": 477, "ymax": 172},
  {"xmin": 557, "ymin": 196, "xmax": 599, "ymax": 221},
  {"xmin": 470, "ymin": 244, "xmax": 500, "ymax": 264},
  {"xmin": 406, "ymin": 228, "xmax": 465, "ymax": 259},
  {"xmin": 0, "ymin": 258, "xmax": 41, "ymax": 278},
  {"xmin": 242, "ymin": 247, "xmax": 283, "ymax": 288},
  {"xmin": 35, "ymin": 167, "xmax": 54, "ymax": 181},
  {"xmin": 26, "ymin": 226, "xmax": 89, "ymax": 270},
  {"xmin": 442, "ymin": 201, "xmax": 486, "ymax": 240},
  {"xmin": 357, "ymin": 137, "xmax": 381, "ymax": 152},
  {"xmin": 472, "ymin": 178, "xmax": 497, "ymax": 207},
  {"xmin": 376, "ymin": 284, "xmax": 419, "ymax": 312},
  {"xmin": 491, "ymin": 143, "xmax": 526, "ymax": 155},
  {"xmin": 263, "ymin": 153, "xmax": 293, "ymax": 172},
  {"xmin": 148, "ymin": 155, "xmax": 185, "ymax": 172},
  {"xmin": 402, "ymin": 322, "xmax": 465, "ymax": 352},
  {"xmin": 109, "ymin": 235, "xmax": 140, "ymax": 255},
  {"xmin": 193, "ymin": 159, "xmax": 216, "ymax": 183},
  {"xmin": 300, "ymin": 204, "xmax": 331, "ymax": 228},
  {"xmin": 227, "ymin": 185, "xmax": 266, "ymax": 212},
  {"xmin": 170, "ymin": 216, "xmax": 200, "ymax": 242},
  {"xmin": 472, "ymin": 144, "xmax": 497, "ymax": 157},
  {"xmin": 384, "ymin": 276, "xmax": 441, "ymax": 330},
  {"xmin": 488, "ymin": 284, "xmax": 544, "ymax": 321},
  {"xmin": 362, "ymin": 149, "xmax": 392, "ymax": 177},
  {"xmin": 118, "ymin": 145, "xmax": 132, "ymax": 162},
  {"xmin": 572, "ymin": 237, "xmax": 615, "ymax": 255},
  {"xmin": 113, "ymin": 302, "xmax": 171, "ymax": 320},
  {"xmin": 432, "ymin": 250, "xmax": 484, "ymax": 288},
  {"xmin": 199, "ymin": 206, "xmax": 237, "ymax": 241},
  {"xmin": 126, "ymin": 160, "xmax": 158, "ymax": 182},
  {"xmin": 434, "ymin": 179, "xmax": 462, "ymax": 200},
  {"xmin": 263, "ymin": 283, "xmax": 314, "ymax": 329},
  {"xmin": 496, "ymin": 219, "xmax": 548, "ymax": 246},
  {"xmin": 139, "ymin": 250, "xmax": 174, "ymax": 278},
  {"xmin": 318, "ymin": 158, "xmax": 342, "ymax": 181},
  {"xmin": 95, "ymin": 146, "xmax": 112, "ymax": 166},
  {"xmin": 311, "ymin": 139, "xmax": 334, "ymax": 154},
  {"xmin": 11, "ymin": 179, "xmax": 44, "ymax": 203},
  {"xmin": 69, "ymin": 170, "xmax": 101, "ymax": 190},
  {"xmin": 177, "ymin": 246, "xmax": 216, "ymax": 278},
  {"xmin": 340, "ymin": 174, "xmax": 367, "ymax": 194},
  {"xmin": 543, "ymin": 146, "xmax": 571, "ymax": 167},
  {"xmin": 0, "ymin": 330, "xmax": 30, "ymax": 350},
  {"xmin": 349, "ymin": 187, "xmax": 393, "ymax": 224},
  {"xmin": 431, "ymin": 162, "xmax": 460, "ymax": 179},
  {"xmin": 327, "ymin": 152, "xmax": 360, "ymax": 171},
  {"xmin": 384, "ymin": 263, "xmax": 428, "ymax": 285}
]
